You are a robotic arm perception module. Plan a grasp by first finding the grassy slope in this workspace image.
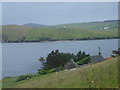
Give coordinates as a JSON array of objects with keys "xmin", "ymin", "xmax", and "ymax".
[
  {"xmin": 2, "ymin": 25, "xmax": 33, "ymax": 41},
  {"xmin": 54, "ymin": 21, "xmax": 118, "ymax": 30},
  {"xmin": 2, "ymin": 21, "xmax": 118, "ymax": 41},
  {"xmin": 3, "ymin": 57, "xmax": 118, "ymax": 88},
  {"xmin": 26, "ymin": 27, "xmax": 117, "ymax": 40}
]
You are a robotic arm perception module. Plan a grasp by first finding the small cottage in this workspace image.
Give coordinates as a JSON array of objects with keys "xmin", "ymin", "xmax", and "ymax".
[
  {"xmin": 64, "ymin": 59, "xmax": 79, "ymax": 70},
  {"xmin": 90, "ymin": 47, "xmax": 104, "ymax": 63},
  {"xmin": 90, "ymin": 55, "xmax": 104, "ymax": 63}
]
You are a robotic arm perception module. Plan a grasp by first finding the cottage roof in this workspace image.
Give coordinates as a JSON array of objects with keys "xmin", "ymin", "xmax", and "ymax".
[
  {"xmin": 64, "ymin": 59, "xmax": 79, "ymax": 70},
  {"xmin": 90, "ymin": 55, "xmax": 104, "ymax": 63}
]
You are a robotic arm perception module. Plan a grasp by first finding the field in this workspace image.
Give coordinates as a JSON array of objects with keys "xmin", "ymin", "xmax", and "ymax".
[
  {"xmin": 2, "ymin": 20, "xmax": 119, "ymax": 42},
  {"xmin": 2, "ymin": 57, "xmax": 118, "ymax": 88}
]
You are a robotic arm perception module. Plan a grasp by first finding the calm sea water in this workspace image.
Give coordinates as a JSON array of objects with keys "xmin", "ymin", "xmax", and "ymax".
[{"xmin": 2, "ymin": 39, "xmax": 119, "ymax": 78}]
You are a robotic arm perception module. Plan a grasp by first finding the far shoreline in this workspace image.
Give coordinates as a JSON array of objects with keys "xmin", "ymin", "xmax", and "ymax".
[{"xmin": 2, "ymin": 37, "xmax": 119, "ymax": 43}]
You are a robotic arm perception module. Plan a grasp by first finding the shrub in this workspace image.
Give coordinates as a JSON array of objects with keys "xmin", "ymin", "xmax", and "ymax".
[
  {"xmin": 76, "ymin": 56, "xmax": 90, "ymax": 65},
  {"xmin": 38, "ymin": 68, "xmax": 57, "ymax": 75},
  {"xmin": 16, "ymin": 74, "xmax": 35, "ymax": 82},
  {"xmin": 38, "ymin": 69, "xmax": 48, "ymax": 75},
  {"xmin": 74, "ymin": 51, "xmax": 90, "ymax": 62},
  {"xmin": 45, "ymin": 50, "xmax": 74, "ymax": 69},
  {"xmin": 48, "ymin": 68, "xmax": 56, "ymax": 73}
]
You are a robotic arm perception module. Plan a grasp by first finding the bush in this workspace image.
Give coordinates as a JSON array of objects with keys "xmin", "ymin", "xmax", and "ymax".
[
  {"xmin": 76, "ymin": 56, "xmax": 90, "ymax": 65},
  {"xmin": 38, "ymin": 68, "xmax": 56, "ymax": 75},
  {"xmin": 74, "ymin": 51, "xmax": 90, "ymax": 62},
  {"xmin": 45, "ymin": 50, "xmax": 74, "ymax": 68},
  {"xmin": 16, "ymin": 74, "xmax": 35, "ymax": 82},
  {"xmin": 48, "ymin": 68, "xmax": 56, "ymax": 73},
  {"xmin": 38, "ymin": 69, "xmax": 48, "ymax": 75}
]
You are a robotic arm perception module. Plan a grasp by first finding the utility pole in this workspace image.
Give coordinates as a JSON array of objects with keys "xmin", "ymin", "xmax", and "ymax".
[
  {"xmin": 98, "ymin": 46, "xmax": 101, "ymax": 55},
  {"xmin": 98, "ymin": 46, "xmax": 101, "ymax": 62}
]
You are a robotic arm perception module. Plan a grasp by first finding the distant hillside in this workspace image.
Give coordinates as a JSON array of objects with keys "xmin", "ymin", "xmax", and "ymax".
[
  {"xmin": 53, "ymin": 20, "xmax": 118, "ymax": 30},
  {"xmin": 2, "ymin": 57, "xmax": 118, "ymax": 88},
  {"xmin": 23, "ymin": 23, "xmax": 48, "ymax": 27},
  {"xmin": 103, "ymin": 20, "xmax": 119, "ymax": 22},
  {"xmin": 2, "ymin": 20, "xmax": 119, "ymax": 42}
]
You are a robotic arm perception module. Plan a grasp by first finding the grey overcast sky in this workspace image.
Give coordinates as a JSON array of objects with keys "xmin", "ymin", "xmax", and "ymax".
[{"xmin": 2, "ymin": 2, "xmax": 118, "ymax": 25}]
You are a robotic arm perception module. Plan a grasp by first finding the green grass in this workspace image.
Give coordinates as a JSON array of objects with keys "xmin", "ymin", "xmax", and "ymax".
[
  {"xmin": 2, "ymin": 21, "xmax": 119, "ymax": 42},
  {"xmin": 55, "ymin": 21, "xmax": 118, "ymax": 30},
  {"xmin": 2, "ymin": 57, "xmax": 118, "ymax": 88},
  {"xmin": 0, "ymin": 80, "xmax": 2, "ymax": 90},
  {"xmin": 26, "ymin": 27, "xmax": 117, "ymax": 40}
]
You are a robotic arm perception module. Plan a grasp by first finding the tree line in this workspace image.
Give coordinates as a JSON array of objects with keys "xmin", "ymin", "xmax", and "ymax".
[{"xmin": 38, "ymin": 50, "xmax": 90, "ymax": 75}]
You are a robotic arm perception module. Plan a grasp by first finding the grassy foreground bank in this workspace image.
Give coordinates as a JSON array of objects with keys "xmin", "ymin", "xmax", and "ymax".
[{"xmin": 2, "ymin": 57, "xmax": 118, "ymax": 88}]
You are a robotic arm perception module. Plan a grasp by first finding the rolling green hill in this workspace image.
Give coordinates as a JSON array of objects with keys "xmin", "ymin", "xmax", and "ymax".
[
  {"xmin": 2, "ymin": 57, "xmax": 118, "ymax": 88},
  {"xmin": 23, "ymin": 23, "xmax": 48, "ymax": 27},
  {"xmin": 54, "ymin": 20, "xmax": 118, "ymax": 30},
  {"xmin": 2, "ymin": 20, "xmax": 119, "ymax": 42}
]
